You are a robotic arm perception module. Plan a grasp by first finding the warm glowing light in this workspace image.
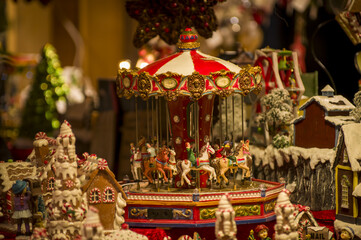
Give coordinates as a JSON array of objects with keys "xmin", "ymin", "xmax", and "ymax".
[
  {"xmin": 119, "ymin": 60, "xmax": 131, "ymax": 69},
  {"xmin": 140, "ymin": 62, "xmax": 149, "ymax": 68}
]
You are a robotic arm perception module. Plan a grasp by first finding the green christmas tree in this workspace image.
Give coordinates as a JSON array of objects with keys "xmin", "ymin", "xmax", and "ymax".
[{"xmin": 18, "ymin": 43, "xmax": 68, "ymax": 139}]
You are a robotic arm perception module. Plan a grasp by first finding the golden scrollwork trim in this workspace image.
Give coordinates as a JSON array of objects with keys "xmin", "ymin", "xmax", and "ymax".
[
  {"xmin": 215, "ymin": 89, "xmax": 234, "ymax": 98},
  {"xmin": 200, "ymin": 208, "xmax": 217, "ymax": 220},
  {"xmin": 137, "ymin": 72, "xmax": 153, "ymax": 100},
  {"xmin": 265, "ymin": 201, "xmax": 276, "ymax": 213},
  {"xmin": 173, "ymin": 209, "xmax": 192, "ymax": 219},
  {"xmin": 162, "ymin": 90, "xmax": 180, "ymax": 101},
  {"xmin": 187, "ymin": 72, "xmax": 205, "ymax": 101},
  {"xmin": 130, "ymin": 208, "xmax": 148, "ymax": 218},
  {"xmin": 177, "ymin": 41, "xmax": 200, "ymax": 50},
  {"xmin": 233, "ymin": 204, "xmax": 260, "ymax": 217}
]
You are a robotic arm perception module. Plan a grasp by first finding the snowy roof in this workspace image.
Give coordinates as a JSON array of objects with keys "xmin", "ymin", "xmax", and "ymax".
[
  {"xmin": 335, "ymin": 219, "xmax": 361, "ymax": 238},
  {"xmin": 299, "ymin": 95, "xmax": 354, "ymax": 112},
  {"xmin": 325, "ymin": 116, "xmax": 355, "ymax": 126},
  {"xmin": 0, "ymin": 162, "xmax": 37, "ymax": 192},
  {"xmin": 334, "ymin": 123, "xmax": 361, "ymax": 171},
  {"xmin": 252, "ymin": 145, "xmax": 335, "ymax": 170},
  {"xmin": 321, "ymin": 85, "xmax": 334, "ymax": 93}
]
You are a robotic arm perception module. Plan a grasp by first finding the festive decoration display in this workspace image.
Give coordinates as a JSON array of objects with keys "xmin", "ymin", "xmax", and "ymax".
[
  {"xmin": 18, "ymin": 44, "xmax": 68, "ymax": 139},
  {"xmin": 125, "ymin": 0, "xmax": 226, "ymax": 48}
]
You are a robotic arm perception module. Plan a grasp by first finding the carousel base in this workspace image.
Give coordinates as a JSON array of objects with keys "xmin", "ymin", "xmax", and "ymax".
[{"xmin": 122, "ymin": 178, "xmax": 283, "ymax": 228}]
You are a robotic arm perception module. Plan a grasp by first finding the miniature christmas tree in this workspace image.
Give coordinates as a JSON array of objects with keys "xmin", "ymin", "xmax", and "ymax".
[
  {"xmin": 256, "ymin": 89, "xmax": 293, "ymax": 139},
  {"xmin": 47, "ymin": 120, "xmax": 86, "ymax": 239},
  {"xmin": 350, "ymin": 90, "xmax": 361, "ymax": 123},
  {"xmin": 18, "ymin": 44, "xmax": 68, "ymax": 139}
]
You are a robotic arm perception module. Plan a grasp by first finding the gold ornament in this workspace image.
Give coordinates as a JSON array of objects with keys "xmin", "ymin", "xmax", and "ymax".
[
  {"xmin": 137, "ymin": 72, "xmax": 153, "ymax": 100},
  {"xmin": 130, "ymin": 208, "xmax": 148, "ymax": 218},
  {"xmin": 173, "ymin": 209, "xmax": 192, "ymax": 219},
  {"xmin": 187, "ymin": 72, "xmax": 205, "ymax": 101},
  {"xmin": 265, "ymin": 201, "xmax": 276, "ymax": 213},
  {"xmin": 200, "ymin": 208, "xmax": 217, "ymax": 219},
  {"xmin": 234, "ymin": 204, "xmax": 260, "ymax": 217}
]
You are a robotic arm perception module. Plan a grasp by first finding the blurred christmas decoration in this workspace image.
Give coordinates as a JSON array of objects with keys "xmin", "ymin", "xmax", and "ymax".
[
  {"xmin": 125, "ymin": 0, "xmax": 226, "ymax": 48},
  {"xmin": 18, "ymin": 44, "xmax": 68, "ymax": 139}
]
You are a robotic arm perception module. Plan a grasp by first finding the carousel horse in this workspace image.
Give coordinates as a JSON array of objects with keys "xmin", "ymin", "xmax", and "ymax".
[
  {"xmin": 143, "ymin": 147, "xmax": 173, "ymax": 184},
  {"xmin": 234, "ymin": 140, "xmax": 253, "ymax": 179},
  {"xmin": 130, "ymin": 148, "xmax": 143, "ymax": 181},
  {"xmin": 167, "ymin": 148, "xmax": 178, "ymax": 175},
  {"xmin": 176, "ymin": 142, "xmax": 217, "ymax": 186},
  {"xmin": 212, "ymin": 140, "xmax": 252, "ymax": 184}
]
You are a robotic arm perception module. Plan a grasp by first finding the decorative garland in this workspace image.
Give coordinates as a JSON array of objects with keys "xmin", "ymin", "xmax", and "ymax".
[
  {"xmin": 103, "ymin": 187, "xmax": 115, "ymax": 203},
  {"xmin": 89, "ymin": 188, "xmax": 101, "ymax": 204}
]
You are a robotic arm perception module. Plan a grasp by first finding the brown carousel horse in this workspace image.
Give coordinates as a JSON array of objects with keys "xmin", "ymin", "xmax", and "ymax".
[
  {"xmin": 143, "ymin": 147, "xmax": 173, "ymax": 184},
  {"xmin": 212, "ymin": 140, "xmax": 252, "ymax": 184}
]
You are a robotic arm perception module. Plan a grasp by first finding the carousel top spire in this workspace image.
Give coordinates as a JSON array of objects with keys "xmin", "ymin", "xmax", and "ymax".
[{"xmin": 177, "ymin": 28, "xmax": 200, "ymax": 51}]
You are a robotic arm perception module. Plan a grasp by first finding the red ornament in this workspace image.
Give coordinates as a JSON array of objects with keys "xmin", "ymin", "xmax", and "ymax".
[
  {"xmin": 155, "ymin": 22, "xmax": 160, "ymax": 27},
  {"xmin": 145, "ymin": 27, "xmax": 150, "ymax": 32},
  {"xmin": 204, "ymin": 22, "xmax": 209, "ymax": 27}
]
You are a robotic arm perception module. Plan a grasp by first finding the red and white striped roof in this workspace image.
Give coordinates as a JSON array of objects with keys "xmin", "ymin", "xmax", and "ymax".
[{"xmin": 117, "ymin": 28, "xmax": 262, "ymax": 100}]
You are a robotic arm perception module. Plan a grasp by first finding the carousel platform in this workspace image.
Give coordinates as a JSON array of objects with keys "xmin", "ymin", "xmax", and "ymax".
[{"xmin": 122, "ymin": 178, "xmax": 283, "ymax": 228}]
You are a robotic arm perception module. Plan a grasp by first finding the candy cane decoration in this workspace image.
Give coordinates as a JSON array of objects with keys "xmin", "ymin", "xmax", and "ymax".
[
  {"xmin": 97, "ymin": 158, "xmax": 108, "ymax": 170},
  {"xmin": 62, "ymin": 203, "xmax": 75, "ymax": 221},
  {"xmin": 35, "ymin": 132, "xmax": 57, "ymax": 146}
]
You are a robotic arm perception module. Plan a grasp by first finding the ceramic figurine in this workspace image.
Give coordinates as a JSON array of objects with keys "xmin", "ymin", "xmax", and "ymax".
[
  {"xmin": 255, "ymin": 224, "xmax": 271, "ymax": 240},
  {"xmin": 248, "ymin": 230, "xmax": 256, "ymax": 240},
  {"xmin": 143, "ymin": 147, "xmax": 172, "ymax": 184},
  {"xmin": 274, "ymin": 189, "xmax": 298, "ymax": 240},
  {"xmin": 340, "ymin": 227, "xmax": 354, "ymax": 240},
  {"xmin": 146, "ymin": 143, "xmax": 156, "ymax": 158},
  {"xmin": 12, "ymin": 180, "xmax": 32, "ymax": 236},
  {"xmin": 82, "ymin": 206, "xmax": 104, "ymax": 240},
  {"xmin": 215, "ymin": 194, "xmax": 237, "ymax": 240}
]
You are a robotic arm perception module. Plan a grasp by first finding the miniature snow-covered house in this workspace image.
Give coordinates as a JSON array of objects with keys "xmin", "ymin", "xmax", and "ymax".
[
  {"xmin": 293, "ymin": 85, "xmax": 354, "ymax": 148},
  {"xmin": 333, "ymin": 123, "xmax": 361, "ymax": 231},
  {"xmin": 81, "ymin": 157, "xmax": 127, "ymax": 231}
]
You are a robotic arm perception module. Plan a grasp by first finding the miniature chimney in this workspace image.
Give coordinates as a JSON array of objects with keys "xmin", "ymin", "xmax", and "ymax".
[{"xmin": 321, "ymin": 85, "xmax": 334, "ymax": 97}]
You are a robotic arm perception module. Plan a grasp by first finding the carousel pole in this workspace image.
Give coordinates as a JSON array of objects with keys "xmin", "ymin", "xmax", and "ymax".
[
  {"xmin": 135, "ymin": 97, "xmax": 138, "ymax": 145},
  {"xmin": 219, "ymin": 97, "xmax": 223, "ymax": 145},
  {"xmin": 225, "ymin": 97, "xmax": 228, "ymax": 140},
  {"xmin": 232, "ymin": 95, "xmax": 237, "ymax": 190},
  {"xmin": 156, "ymin": 97, "xmax": 159, "ymax": 151},
  {"xmin": 166, "ymin": 100, "xmax": 169, "ymax": 147},
  {"xmin": 241, "ymin": 95, "xmax": 244, "ymax": 142},
  {"xmin": 159, "ymin": 97, "xmax": 163, "ymax": 148},
  {"xmin": 147, "ymin": 100, "xmax": 150, "ymax": 141},
  {"xmin": 152, "ymin": 98, "xmax": 155, "ymax": 143},
  {"xmin": 195, "ymin": 101, "xmax": 200, "ymax": 191}
]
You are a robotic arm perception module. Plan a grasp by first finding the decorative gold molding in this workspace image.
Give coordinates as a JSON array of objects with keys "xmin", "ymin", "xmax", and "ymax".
[
  {"xmin": 265, "ymin": 201, "xmax": 276, "ymax": 212},
  {"xmin": 200, "ymin": 208, "xmax": 216, "ymax": 219},
  {"xmin": 234, "ymin": 204, "xmax": 260, "ymax": 217},
  {"xmin": 173, "ymin": 209, "xmax": 192, "ymax": 219},
  {"xmin": 177, "ymin": 41, "xmax": 200, "ymax": 50},
  {"xmin": 162, "ymin": 90, "xmax": 179, "ymax": 101},
  {"xmin": 187, "ymin": 72, "xmax": 205, "ymax": 101},
  {"xmin": 215, "ymin": 89, "xmax": 234, "ymax": 98},
  {"xmin": 138, "ymin": 72, "xmax": 153, "ymax": 100},
  {"xmin": 130, "ymin": 208, "xmax": 148, "ymax": 218}
]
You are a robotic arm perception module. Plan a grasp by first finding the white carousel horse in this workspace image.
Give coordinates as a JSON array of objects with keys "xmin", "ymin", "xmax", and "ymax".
[
  {"xmin": 234, "ymin": 140, "xmax": 252, "ymax": 179},
  {"xmin": 176, "ymin": 142, "xmax": 217, "ymax": 186},
  {"xmin": 167, "ymin": 148, "xmax": 178, "ymax": 175},
  {"xmin": 131, "ymin": 149, "xmax": 143, "ymax": 181}
]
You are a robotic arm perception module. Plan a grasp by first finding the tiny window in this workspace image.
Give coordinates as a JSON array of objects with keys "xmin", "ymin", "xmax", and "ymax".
[
  {"xmin": 47, "ymin": 177, "xmax": 55, "ymax": 191},
  {"xmin": 103, "ymin": 187, "xmax": 115, "ymax": 203},
  {"xmin": 89, "ymin": 188, "xmax": 101, "ymax": 204}
]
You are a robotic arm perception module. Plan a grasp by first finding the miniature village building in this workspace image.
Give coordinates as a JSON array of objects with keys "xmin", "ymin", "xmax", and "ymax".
[
  {"xmin": 81, "ymin": 158, "xmax": 127, "ymax": 231},
  {"xmin": 333, "ymin": 123, "xmax": 361, "ymax": 237},
  {"xmin": 293, "ymin": 85, "xmax": 354, "ymax": 148}
]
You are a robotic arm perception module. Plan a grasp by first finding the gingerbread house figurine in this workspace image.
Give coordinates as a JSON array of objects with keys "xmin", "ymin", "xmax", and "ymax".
[
  {"xmin": 81, "ymin": 154, "xmax": 127, "ymax": 230},
  {"xmin": 293, "ymin": 85, "xmax": 355, "ymax": 148}
]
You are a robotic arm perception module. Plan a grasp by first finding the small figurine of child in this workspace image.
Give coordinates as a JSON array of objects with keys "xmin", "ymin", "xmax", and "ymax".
[
  {"xmin": 254, "ymin": 224, "xmax": 271, "ymax": 240},
  {"xmin": 340, "ymin": 226, "xmax": 354, "ymax": 240},
  {"xmin": 12, "ymin": 180, "xmax": 32, "ymax": 236}
]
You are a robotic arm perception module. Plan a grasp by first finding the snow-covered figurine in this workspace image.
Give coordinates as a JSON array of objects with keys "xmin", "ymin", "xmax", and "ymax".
[
  {"xmin": 12, "ymin": 180, "xmax": 32, "ymax": 236},
  {"xmin": 215, "ymin": 194, "xmax": 237, "ymax": 240},
  {"xmin": 340, "ymin": 227, "xmax": 354, "ymax": 240},
  {"xmin": 274, "ymin": 189, "xmax": 298, "ymax": 240},
  {"xmin": 255, "ymin": 224, "xmax": 271, "ymax": 240}
]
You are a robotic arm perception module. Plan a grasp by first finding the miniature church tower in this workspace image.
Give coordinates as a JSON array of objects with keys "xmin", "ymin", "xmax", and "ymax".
[{"xmin": 47, "ymin": 120, "xmax": 87, "ymax": 239}]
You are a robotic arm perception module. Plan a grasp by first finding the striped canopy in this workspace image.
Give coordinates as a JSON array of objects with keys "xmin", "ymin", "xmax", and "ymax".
[{"xmin": 116, "ymin": 28, "xmax": 262, "ymax": 101}]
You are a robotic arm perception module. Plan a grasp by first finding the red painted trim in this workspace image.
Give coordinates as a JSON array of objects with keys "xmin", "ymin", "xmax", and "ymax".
[
  {"xmin": 139, "ymin": 52, "xmax": 182, "ymax": 75},
  {"xmin": 191, "ymin": 51, "xmax": 229, "ymax": 75}
]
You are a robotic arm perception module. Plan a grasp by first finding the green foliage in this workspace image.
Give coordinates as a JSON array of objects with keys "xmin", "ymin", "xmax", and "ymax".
[
  {"xmin": 272, "ymin": 134, "xmax": 290, "ymax": 149},
  {"xmin": 18, "ymin": 44, "xmax": 68, "ymax": 139}
]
